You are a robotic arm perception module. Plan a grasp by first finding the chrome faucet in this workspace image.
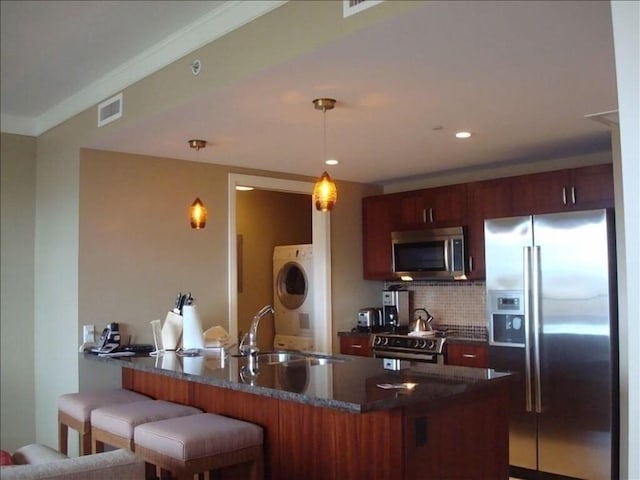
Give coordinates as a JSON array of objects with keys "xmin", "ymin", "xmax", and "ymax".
[{"xmin": 239, "ymin": 305, "xmax": 274, "ymax": 356}]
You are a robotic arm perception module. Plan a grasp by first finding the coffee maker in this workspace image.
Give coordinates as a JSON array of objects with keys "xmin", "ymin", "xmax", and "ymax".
[{"xmin": 382, "ymin": 289, "xmax": 410, "ymax": 332}]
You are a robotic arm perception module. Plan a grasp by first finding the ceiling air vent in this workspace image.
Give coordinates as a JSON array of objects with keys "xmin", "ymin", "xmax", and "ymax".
[
  {"xmin": 343, "ymin": 0, "xmax": 383, "ymax": 18},
  {"xmin": 97, "ymin": 93, "xmax": 123, "ymax": 127}
]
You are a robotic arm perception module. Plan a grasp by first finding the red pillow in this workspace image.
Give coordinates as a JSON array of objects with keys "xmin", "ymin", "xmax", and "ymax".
[{"xmin": 0, "ymin": 449, "xmax": 14, "ymax": 466}]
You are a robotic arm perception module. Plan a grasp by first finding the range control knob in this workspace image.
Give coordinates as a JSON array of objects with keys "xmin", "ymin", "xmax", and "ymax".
[
  {"xmin": 419, "ymin": 339, "xmax": 428, "ymax": 349},
  {"xmin": 426, "ymin": 340, "xmax": 436, "ymax": 350}
]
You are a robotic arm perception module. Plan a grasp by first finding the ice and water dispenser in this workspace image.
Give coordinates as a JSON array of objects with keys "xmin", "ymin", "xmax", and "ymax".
[{"xmin": 488, "ymin": 290, "xmax": 526, "ymax": 347}]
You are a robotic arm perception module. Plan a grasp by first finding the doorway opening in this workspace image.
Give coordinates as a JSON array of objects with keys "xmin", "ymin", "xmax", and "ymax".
[{"xmin": 228, "ymin": 173, "xmax": 332, "ymax": 353}]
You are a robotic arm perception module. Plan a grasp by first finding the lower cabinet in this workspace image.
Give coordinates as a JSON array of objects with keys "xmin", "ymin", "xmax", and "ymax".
[
  {"xmin": 445, "ymin": 342, "xmax": 488, "ymax": 368},
  {"xmin": 339, "ymin": 333, "xmax": 373, "ymax": 357}
]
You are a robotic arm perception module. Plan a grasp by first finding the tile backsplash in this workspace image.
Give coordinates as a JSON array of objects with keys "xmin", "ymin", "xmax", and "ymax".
[{"xmin": 384, "ymin": 281, "xmax": 487, "ymax": 339}]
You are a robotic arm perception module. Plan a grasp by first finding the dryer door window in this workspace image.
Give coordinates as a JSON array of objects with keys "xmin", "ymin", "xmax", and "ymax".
[{"xmin": 276, "ymin": 262, "xmax": 308, "ymax": 309}]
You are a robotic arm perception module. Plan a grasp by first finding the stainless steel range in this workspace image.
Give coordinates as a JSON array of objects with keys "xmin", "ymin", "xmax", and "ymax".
[{"xmin": 371, "ymin": 333, "xmax": 447, "ymax": 364}]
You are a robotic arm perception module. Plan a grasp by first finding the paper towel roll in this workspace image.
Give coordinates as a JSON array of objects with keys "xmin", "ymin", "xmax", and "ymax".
[{"xmin": 182, "ymin": 305, "xmax": 204, "ymax": 350}]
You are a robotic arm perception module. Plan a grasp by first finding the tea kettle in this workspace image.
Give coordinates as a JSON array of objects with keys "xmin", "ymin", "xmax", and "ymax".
[{"xmin": 410, "ymin": 308, "xmax": 434, "ymax": 333}]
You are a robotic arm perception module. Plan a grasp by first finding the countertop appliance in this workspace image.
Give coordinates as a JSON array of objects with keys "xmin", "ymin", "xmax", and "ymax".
[
  {"xmin": 382, "ymin": 289, "xmax": 410, "ymax": 331},
  {"xmin": 391, "ymin": 226, "xmax": 467, "ymax": 280},
  {"xmin": 485, "ymin": 209, "xmax": 618, "ymax": 480},
  {"xmin": 371, "ymin": 332, "xmax": 446, "ymax": 364},
  {"xmin": 357, "ymin": 307, "xmax": 382, "ymax": 331}
]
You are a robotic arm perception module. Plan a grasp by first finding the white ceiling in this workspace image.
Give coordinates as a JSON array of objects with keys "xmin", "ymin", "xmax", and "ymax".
[{"xmin": 0, "ymin": 0, "xmax": 618, "ymax": 185}]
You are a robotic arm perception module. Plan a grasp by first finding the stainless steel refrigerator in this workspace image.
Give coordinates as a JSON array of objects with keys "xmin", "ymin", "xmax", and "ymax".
[{"xmin": 485, "ymin": 209, "xmax": 618, "ymax": 480}]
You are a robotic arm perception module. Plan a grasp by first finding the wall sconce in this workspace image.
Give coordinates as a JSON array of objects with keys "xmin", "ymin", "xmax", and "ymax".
[
  {"xmin": 312, "ymin": 98, "xmax": 338, "ymax": 212},
  {"xmin": 190, "ymin": 197, "xmax": 207, "ymax": 229},
  {"xmin": 188, "ymin": 139, "xmax": 207, "ymax": 229}
]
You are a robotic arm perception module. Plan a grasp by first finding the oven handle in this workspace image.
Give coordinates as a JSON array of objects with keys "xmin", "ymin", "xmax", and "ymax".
[{"xmin": 372, "ymin": 350, "xmax": 441, "ymax": 363}]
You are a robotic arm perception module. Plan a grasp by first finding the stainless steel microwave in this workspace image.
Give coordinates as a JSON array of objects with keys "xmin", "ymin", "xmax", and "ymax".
[{"xmin": 391, "ymin": 226, "xmax": 467, "ymax": 280}]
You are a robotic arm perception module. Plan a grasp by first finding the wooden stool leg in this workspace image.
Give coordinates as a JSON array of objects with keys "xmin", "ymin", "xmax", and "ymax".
[
  {"xmin": 92, "ymin": 437, "xmax": 105, "ymax": 455},
  {"xmin": 143, "ymin": 462, "xmax": 157, "ymax": 480},
  {"xmin": 58, "ymin": 420, "xmax": 68, "ymax": 455},
  {"xmin": 80, "ymin": 430, "xmax": 92, "ymax": 456}
]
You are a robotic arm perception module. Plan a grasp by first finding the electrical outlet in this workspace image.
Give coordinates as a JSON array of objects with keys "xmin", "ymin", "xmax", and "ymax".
[{"xmin": 83, "ymin": 324, "xmax": 95, "ymax": 343}]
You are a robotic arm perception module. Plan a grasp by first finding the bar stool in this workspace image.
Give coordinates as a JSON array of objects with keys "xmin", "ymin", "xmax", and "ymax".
[
  {"xmin": 56, "ymin": 388, "xmax": 151, "ymax": 455},
  {"xmin": 90, "ymin": 399, "xmax": 202, "ymax": 453},
  {"xmin": 134, "ymin": 412, "xmax": 264, "ymax": 480}
]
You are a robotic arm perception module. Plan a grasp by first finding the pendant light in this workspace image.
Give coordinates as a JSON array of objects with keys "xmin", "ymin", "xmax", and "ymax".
[
  {"xmin": 188, "ymin": 139, "xmax": 208, "ymax": 229},
  {"xmin": 312, "ymin": 98, "xmax": 338, "ymax": 212}
]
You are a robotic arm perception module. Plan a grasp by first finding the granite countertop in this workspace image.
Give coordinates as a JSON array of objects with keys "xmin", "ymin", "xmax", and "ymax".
[{"xmin": 83, "ymin": 350, "xmax": 510, "ymax": 414}]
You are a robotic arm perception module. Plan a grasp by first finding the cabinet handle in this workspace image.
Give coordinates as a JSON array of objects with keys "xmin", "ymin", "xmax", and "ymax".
[
  {"xmin": 562, "ymin": 187, "xmax": 567, "ymax": 205},
  {"xmin": 422, "ymin": 208, "xmax": 427, "ymax": 224},
  {"xmin": 468, "ymin": 256, "xmax": 474, "ymax": 272},
  {"xmin": 428, "ymin": 207, "xmax": 434, "ymax": 223},
  {"xmin": 571, "ymin": 186, "xmax": 576, "ymax": 204},
  {"xmin": 351, "ymin": 344, "xmax": 362, "ymax": 349},
  {"xmin": 462, "ymin": 353, "xmax": 477, "ymax": 358}
]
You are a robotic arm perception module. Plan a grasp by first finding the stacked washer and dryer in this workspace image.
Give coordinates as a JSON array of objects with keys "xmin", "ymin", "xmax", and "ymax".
[{"xmin": 272, "ymin": 244, "xmax": 314, "ymax": 352}]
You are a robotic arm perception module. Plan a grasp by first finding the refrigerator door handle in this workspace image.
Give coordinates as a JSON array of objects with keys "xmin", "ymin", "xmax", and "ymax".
[
  {"xmin": 532, "ymin": 245, "xmax": 542, "ymax": 413},
  {"xmin": 523, "ymin": 246, "xmax": 533, "ymax": 412}
]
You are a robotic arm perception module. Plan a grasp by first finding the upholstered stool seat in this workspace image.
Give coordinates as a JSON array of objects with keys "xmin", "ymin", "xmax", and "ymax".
[
  {"xmin": 134, "ymin": 412, "xmax": 264, "ymax": 480},
  {"xmin": 91, "ymin": 399, "xmax": 202, "ymax": 453},
  {"xmin": 57, "ymin": 388, "xmax": 151, "ymax": 455}
]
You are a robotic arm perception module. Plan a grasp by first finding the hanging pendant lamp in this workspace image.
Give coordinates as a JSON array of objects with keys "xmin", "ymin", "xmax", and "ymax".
[
  {"xmin": 188, "ymin": 139, "xmax": 208, "ymax": 229},
  {"xmin": 312, "ymin": 98, "xmax": 338, "ymax": 212}
]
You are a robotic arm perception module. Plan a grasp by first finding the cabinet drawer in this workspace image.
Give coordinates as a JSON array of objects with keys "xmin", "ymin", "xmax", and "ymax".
[
  {"xmin": 339, "ymin": 334, "xmax": 372, "ymax": 357},
  {"xmin": 446, "ymin": 342, "xmax": 488, "ymax": 368}
]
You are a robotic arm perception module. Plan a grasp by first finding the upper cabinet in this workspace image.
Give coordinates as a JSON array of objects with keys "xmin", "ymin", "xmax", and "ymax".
[
  {"xmin": 466, "ymin": 178, "xmax": 514, "ymax": 280},
  {"xmin": 362, "ymin": 163, "xmax": 614, "ymax": 281},
  {"xmin": 362, "ymin": 195, "xmax": 394, "ymax": 280},
  {"xmin": 393, "ymin": 184, "xmax": 467, "ymax": 230},
  {"xmin": 511, "ymin": 164, "xmax": 614, "ymax": 216}
]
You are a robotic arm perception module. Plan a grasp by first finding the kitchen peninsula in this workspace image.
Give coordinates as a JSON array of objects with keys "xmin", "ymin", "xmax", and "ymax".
[{"xmin": 84, "ymin": 352, "xmax": 512, "ymax": 480}]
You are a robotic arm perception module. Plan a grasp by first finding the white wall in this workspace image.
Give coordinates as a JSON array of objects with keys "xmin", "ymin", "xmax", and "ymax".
[{"xmin": 611, "ymin": 2, "xmax": 640, "ymax": 478}]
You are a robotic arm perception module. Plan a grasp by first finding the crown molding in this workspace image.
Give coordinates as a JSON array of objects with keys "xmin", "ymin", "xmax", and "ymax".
[{"xmin": 2, "ymin": 1, "xmax": 287, "ymax": 137}]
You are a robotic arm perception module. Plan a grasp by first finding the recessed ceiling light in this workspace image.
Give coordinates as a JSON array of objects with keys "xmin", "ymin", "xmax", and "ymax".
[
  {"xmin": 235, "ymin": 186, "xmax": 254, "ymax": 191},
  {"xmin": 325, "ymin": 159, "xmax": 339, "ymax": 166},
  {"xmin": 455, "ymin": 131, "xmax": 472, "ymax": 139}
]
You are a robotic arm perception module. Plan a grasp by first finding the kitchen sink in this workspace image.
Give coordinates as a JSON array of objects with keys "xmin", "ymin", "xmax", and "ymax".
[
  {"xmin": 305, "ymin": 357, "xmax": 344, "ymax": 366},
  {"xmin": 256, "ymin": 351, "xmax": 308, "ymax": 365}
]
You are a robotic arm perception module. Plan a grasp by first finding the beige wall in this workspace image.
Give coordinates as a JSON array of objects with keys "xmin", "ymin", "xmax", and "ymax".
[
  {"xmin": 79, "ymin": 149, "xmax": 230, "ymax": 345},
  {"xmin": 1, "ymin": 133, "xmax": 37, "ymax": 452},
  {"xmin": 237, "ymin": 189, "xmax": 312, "ymax": 350},
  {"xmin": 77, "ymin": 148, "xmax": 381, "ymax": 354}
]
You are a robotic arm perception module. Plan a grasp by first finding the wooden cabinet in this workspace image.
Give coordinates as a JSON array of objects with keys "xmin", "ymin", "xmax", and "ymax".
[
  {"xmin": 446, "ymin": 342, "xmax": 489, "ymax": 368},
  {"xmin": 466, "ymin": 178, "xmax": 514, "ymax": 280},
  {"xmin": 404, "ymin": 383, "xmax": 509, "ymax": 480},
  {"xmin": 362, "ymin": 164, "xmax": 614, "ymax": 281},
  {"xmin": 393, "ymin": 184, "xmax": 467, "ymax": 231},
  {"xmin": 362, "ymin": 184, "xmax": 467, "ymax": 280},
  {"xmin": 362, "ymin": 195, "xmax": 394, "ymax": 280},
  {"xmin": 512, "ymin": 164, "xmax": 614, "ymax": 216},
  {"xmin": 339, "ymin": 333, "xmax": 372, "ymax": 357}
]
